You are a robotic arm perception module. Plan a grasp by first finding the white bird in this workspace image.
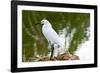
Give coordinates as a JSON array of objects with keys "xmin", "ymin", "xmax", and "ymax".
[{"xmin": 41, "ymin": 19, "xmax": 65, "ymax": 58}]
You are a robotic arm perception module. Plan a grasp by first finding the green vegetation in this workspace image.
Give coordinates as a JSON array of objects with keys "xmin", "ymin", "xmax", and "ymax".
[{"xmin": 22, "ymin": 10, "xmax": 90, "ymax": 62}]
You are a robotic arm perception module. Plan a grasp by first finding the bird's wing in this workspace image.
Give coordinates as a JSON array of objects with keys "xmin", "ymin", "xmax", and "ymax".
[{"xmin": 42, "ymin": 27, "xmax": 62, "ymax": 45}]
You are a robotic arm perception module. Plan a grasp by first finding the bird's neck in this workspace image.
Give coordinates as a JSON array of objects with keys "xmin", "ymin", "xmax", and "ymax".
[{"xmin": 43, "ymin": 23, "xmax": 52, "ymax": 28}]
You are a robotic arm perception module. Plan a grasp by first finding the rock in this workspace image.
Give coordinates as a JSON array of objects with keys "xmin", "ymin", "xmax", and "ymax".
[
  {"xmin": 50, "ymin": 57, "xmax": 57, "ymax": 61},
  {"xmin": 70, "ymin": 55, "xmax": 80, "ymax": 60},
  {"xmin": 62, "ymin": 56, "xmax": 70, "ymax": 60},
  {"xmin": 39, "ymin": 56, "xmax": 50, "ymax": 61},
  {"xmin": 56, "ymin": 55, "xmax": 63, "ymax": 60},
  {"xmin": 56, "ymin": 53, "xmax": 69, "ymax": 60},
  {"xmin": 29, "ymin": 53, "xmax": 80, "ymax": 61}
]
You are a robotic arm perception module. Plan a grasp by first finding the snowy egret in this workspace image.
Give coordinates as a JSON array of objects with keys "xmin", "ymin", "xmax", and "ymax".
[{"xmin": 41, "ymin": 19, "xmax": 65, "ymax": 59}]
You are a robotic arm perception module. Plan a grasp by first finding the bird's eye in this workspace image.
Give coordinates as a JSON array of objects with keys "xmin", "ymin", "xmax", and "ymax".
[
  {"xmin": 41, "ymin": 21, "xmax": 44, "ymax": 24},
  {"xmin": 42, "ymin": 21, "xmax": 44, "ymax": 23}
]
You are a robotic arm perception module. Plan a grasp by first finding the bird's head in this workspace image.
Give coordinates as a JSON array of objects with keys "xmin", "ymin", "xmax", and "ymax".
[
  {"xmin": 41, "ymin": 19, "xmax": 49, "ymax": 25},
  {"xmin": 41, "ymin": 19, "xmax": 51, "ymax": 26}
]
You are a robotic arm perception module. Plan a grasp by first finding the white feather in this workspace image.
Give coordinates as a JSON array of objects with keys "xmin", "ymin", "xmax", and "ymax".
[{"xmin": 41, "ymin": 19, "xmax": 65, "ymax": 56}]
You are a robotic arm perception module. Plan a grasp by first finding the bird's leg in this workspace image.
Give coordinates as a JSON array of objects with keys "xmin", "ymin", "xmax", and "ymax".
[{"xmin": 50, "ymin": 44, "xmax": 54, "ymax": 60}]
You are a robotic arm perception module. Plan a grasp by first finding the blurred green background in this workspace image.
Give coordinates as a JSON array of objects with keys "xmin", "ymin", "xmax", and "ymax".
[{"xmin": 22, "ymin": 10, "xmax": 90, "ymax": 62}]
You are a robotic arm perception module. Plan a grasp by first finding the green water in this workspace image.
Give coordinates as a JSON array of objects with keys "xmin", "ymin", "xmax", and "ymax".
[{"xmin": 22, "ymin": 10, "xmax": 90, "ymax": 62}]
